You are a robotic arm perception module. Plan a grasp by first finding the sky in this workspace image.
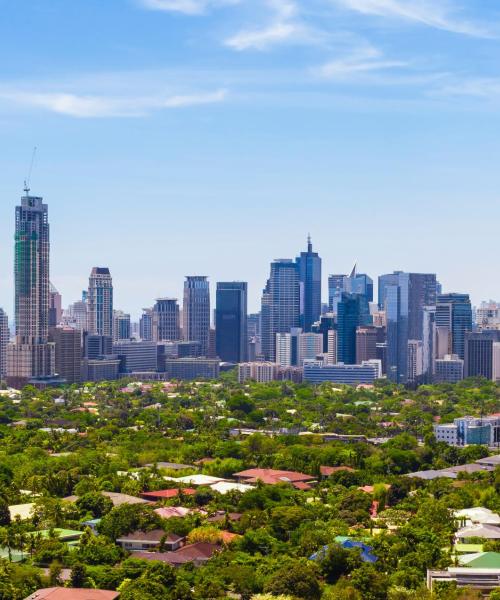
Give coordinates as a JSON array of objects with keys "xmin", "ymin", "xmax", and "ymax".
[{"xmin": 1, "ymin": 0, "xmax": 500, "ymax": 319}]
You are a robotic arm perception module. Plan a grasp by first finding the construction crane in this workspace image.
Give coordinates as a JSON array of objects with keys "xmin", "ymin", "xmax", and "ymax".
[{"xmin": 24, "ymin": 146, "xmax": 37, "ymax": 194}]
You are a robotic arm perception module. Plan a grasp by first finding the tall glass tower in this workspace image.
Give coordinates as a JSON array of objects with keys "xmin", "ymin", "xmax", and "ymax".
[
  {"xmin": 296, "ymin": 236, "xmax": 321, "ymax": 332},
  {"xmin": 215, "ymin": 282, "xmax": 248, "ymax": 363},
  {"xmin": 183, "ymin": 276, "xmax": 210, "ymax": 357},
  {"xmin": 7, "ymin": 189, "xmax": 55, "ymax": 384}
]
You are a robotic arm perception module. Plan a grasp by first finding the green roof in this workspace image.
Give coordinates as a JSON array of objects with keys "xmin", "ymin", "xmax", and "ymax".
[
  {"xmin": 459, "ymin": 552, "xmax": 500, "ymax": 569},
  {"xmin": 29, "ymin": 528, "xmax": 83, "ymax": 540}
]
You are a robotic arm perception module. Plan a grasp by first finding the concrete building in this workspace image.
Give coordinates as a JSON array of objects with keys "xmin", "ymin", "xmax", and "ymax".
[
  {"xmin": 275, "ymin": 333, "xmax": 292, "ymax": 367},
  {"xmin": 50, "ymin": 326, "xmax": 82, "ymax": 384},
  {"xmin": 465, "ymin": 330, "xmax": 500, "ymax": 380},
  {"xmin": 238, "ymin": 362, "xmax": 278, "ymax": 383},
  {"xmin": 327, "ymin": 329, "xmax": 337, "ymax": 365},
  {"xmin": 88, "ymin": 267, "xmax": 113, "ymax": 337},
  {"xmin": 434, "ymin": 354, "xmax": 464, "ymax": 384},
  {"xmin": 434, "ymin": 415, "xmax": 500, "ymax": 446},
  {"xmin": 165, "ymin": 358, "xmax": 219, "ymax": 381},
  {"xmin": 303, "ymin": 361, "xmax": 379, "ymax": 385},
  {"xmin": 113, "ymin": 341, "xmax": 158, "ymax": 373},
  {"xmin": 0, "ymin": 309, "xmax": 8, "ymax": 380},
  {"xmin": 356, "ymin": 326, "xmax": 378, "ymax": 363},
  {"xmin": 407, "ymin": 339, "xmax": 424, "ymax": 384},
  {"xmin": 297, "ymin": 332, "xmax": 323, "ymax": 365},
  {"xmin": 82, "ymin": 357, "xmax": 120, "ymax": 382},
  {"xmin": 153, "ymin": 298, "xmax": 180, "ymax": 342},
  {"xmin": 113, "ymin": 310, "xmax": 131, "ymax": 342},
  {"xmin": 48, "ymin": 283, "xmax": 62, "ymax": 328}
]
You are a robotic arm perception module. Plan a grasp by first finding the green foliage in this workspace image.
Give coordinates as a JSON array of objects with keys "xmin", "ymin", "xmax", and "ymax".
[
  {"xmin": 264, "ymin": 559, "xmax": 321, "ymax": 599},
  {"xmin": 97, "ymin": 503, "xmax": 162, "ymax": 539}
]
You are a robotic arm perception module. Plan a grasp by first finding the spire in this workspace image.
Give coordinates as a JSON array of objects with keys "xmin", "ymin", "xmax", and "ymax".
[
  {"xmin": 350, "ymin": 263, "xmax": 357, "ymax": 278},
  {"xmin": 307, "ymin": 233, "xmax": 312, "ymax": 253}
]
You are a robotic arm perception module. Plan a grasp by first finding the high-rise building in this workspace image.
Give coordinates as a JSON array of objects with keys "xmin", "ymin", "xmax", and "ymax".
[
  {"xmin": 50, "ymin": 326, "xmax": 82, "ymax": 384},
  {"xmin": 379, "ymin": 272, "xmax": 437, "ymax": 383},
  {"xmin": 113, "ymin": 310, "xmax": 131, "ymax": 342},
  {"xmin": 183, "ymin": 276, "xmax": 210, "ymax": 357},
  {"xmin": 0, "ymin": 309, "xmax": 8, "ymax": 380},
  {"xmin": 262, "ymin": 259, "xmax": 300, "ymax": 361},
  {"xmin": 434, "ymin": 354, "xmax": 464, "ymax": 384},
  {"xmin": 276, "ymin": 333, "xmax": 292, "ymax": 367},
  {"xmin": 297, "ymin": 332, "xmax": 323, "ymax": 365},
  {"xmin": 356, "ymin": 326, "xmax": 378, "ymax": 364},
  {"xmin": 436, "ymin": 294, "xmax": 472, "ymax": 360},
  {"xmin": 260, "ymin": 282, "xmax": 272, "ymax": 361},
  {"xmin": 337, "ymin": 292, "xmax": 371, "ymax": 365},
  {"xmin": 49, "ymin": 283, "xmax": 62, "ymax": 328},
  {"xmin": 215, "ymin": 282, "xmax": 248, "ymax": 363},
  {"xmin": 296, "ymin": 237, "xmax": 321, "ymax": 332},
  {"xmin": 328, "ymin": 274, "xmax": 346, "ymax": 312},
  {"xmin": 327, "ymin": 329, "xmax": 337, "ymax": 365},
  {"xmin": 140, "ymin": 308, "xmax": 153, "ymax": 341},
  {"xmin": 7, "ymin": 188, "xmax": 55, "ymax": 385},
  {"xmin": 88, "ymin": 267, "xmax": 113, "ymax": 337},
  {"xmin": 64, "ymin": 300, "xmax": 88, "ymax": 332},
  {"xmin": 152, "ymin": 298, "xmax": 180, "ymax": 342},
  {"xmin": 465, "ymin": 330, "xmax": 500, "ymax": 380},
  {"xmin": 476, "ymin": 301, "xmax": 500, "ymax": 330},
  {"xmin": 407, "ymin": 339, "xmax": 424, "ymax": 384}
]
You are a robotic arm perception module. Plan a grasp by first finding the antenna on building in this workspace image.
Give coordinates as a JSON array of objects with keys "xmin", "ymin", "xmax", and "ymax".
[{"xmin": 24, "ymin": 146, "xmax": 37, "ymax": 194}]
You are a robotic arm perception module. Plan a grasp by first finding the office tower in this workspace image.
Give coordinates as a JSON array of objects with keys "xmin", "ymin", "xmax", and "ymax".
[
  {"xmin": 434, "ymin": 355, "xmax": 464, "ymax": 384},
  {"xmin": 312, "ymin": 314, "xmax": 336, "ymax": 353},
  {"xmin": 83, "ymin": 333, "xmax": 113, "ymax": 360},
  {"xmin": 183, "ymin": 276, "xmax": 210, "ymax": 357},
  {"xmin": 7, "ymin": 188, "xmax": 55, "ymax": 385},
  {"xmin": 48, "ymin": 283, "xmax": 62, "ymax": 328},
  {"xmin": 262, "ymin": 259, "xmax": 300, "ymax": 361},
  {"xmin": 82, "ymin": 357, "xmax": 120, "ymax": 382},
  {"xmin": 0, "ymin": 309, "xmax": 8, "ymax": 380},
  {"xmin": 298, "ymin": 332, "xmax": 323, "ymax": 365},
  {"xmin": 164, "ymin": 358, "xmax": 219, "ymax": 381},
  {"xmin": 328, "ymin": 274, "xmax": 346, "ymax": 312},
  {"xmin": 327, "ymin": 329, "xmax": 337, "ymax": 365},
  {"xmin": 356, "ymin": 326, "xmax": 378, "ymax": 363},
  {"xmin": 343, "ymin": 265, "xmax": 374, "ymax": 302},
  {"xmin": 113, "ymin": 340, "xmax": 158, "ymax": 373},
  {"xmin": 140, "ymin": 308, "xmax": 153, "ymax": 341},
  {"xmin": 296, "ymin": 237, "xmax": 321, "ymax": 332},
  {"xmin": 304, "ymin": 362, "xmax": 379, "ymax": 385},
  {"xmin": 260, "ymin": 282, "xmax": 272, "ymax": 360},
  {"xmin": 152, "ymin": 298, "xmax": 180, "ymax": 342},
  {"xmin": 88, "ymin": 267, "xmax": 113, "ymax": 337},
  {"xmin": 422, "ymin": 306, "xmax": 436, "ymax": 378},
  {"xmin": 113, "ymin": 310, "xmax": 131, "ymax": 342},
  {"xmin": 465, "ymin": 330, "xmax": 500, "ymax": 379},
  {"xmin": 215, "ymin": 282, "xmax": 248, "ymax": 363},
  {"xmin": 436, "ymin": 294, "xmax": 472, "ymax": 360},
  {"xmin": 247, "ymin": 313, "xmax": 260, "ymax": 338},
  {"xmin": 50, "ymin": 326, "xmax": 82, "ymax": 384},
  {"xmin": 493, "ymin": 343, "xmax": 500, "ymax": 382},
  {"xmin": 407, "ymin": 340, "xmax": 424, "ymax": 384},
  {"xmin": 337, "ymin": 292, "xmax": 371, "ymax": 365},
  {"xmin": 379, "ymin": 272, "xmax": 437, "ymax": 383},
  {"xmin": 65, "ymin": 300, "xmax": 88, "ymax": 332}
]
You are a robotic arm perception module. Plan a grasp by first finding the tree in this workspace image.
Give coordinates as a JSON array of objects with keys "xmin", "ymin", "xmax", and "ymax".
[
  {"xmin": 70, "ymin": 562, "xmax": 87, "ymax": 588},
  {"xmin": 264, "ymin": 560, "xmax": 321, "ymax": 600},
  {"xmin": 98, "ymin": 503, "xmax": 161, "ymax": 539},
  {"xmin": 76, "ymin": 492, "xmax": 113, "ymax": 518},
  {"xmin": 0, "ymin": 498, "xmax": 11, "ymax": 526},
  {"xmin": 320, "ymin": 544, "xmax": 361, "ymax": 584},
  {"xmin": 119, "ymin": 578, "xmax": 169, "ymax": 600}
]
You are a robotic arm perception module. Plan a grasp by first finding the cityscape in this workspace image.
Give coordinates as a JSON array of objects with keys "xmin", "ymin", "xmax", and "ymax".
[
  {"xmin": 2, "ymin": 1, "xmax": 500, "ymax": 599},
  {"xmin": 2, "ymin": 185, "xmax": 500, "ymax": 394}
]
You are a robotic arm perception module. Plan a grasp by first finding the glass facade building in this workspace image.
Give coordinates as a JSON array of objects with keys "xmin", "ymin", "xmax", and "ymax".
[
  {"xmin": 296, "ymin": 237, "xmax": 321, "ymax": 332},
  {"xmin": 436, "ymin": 293, "xmax": 472, "ymax": 360},
  {"xmin": 215, "ymin": 281, "xmax": 248, "ymax": 363},
  {"xmin": 183, "ymin": 276, "xmax": 210, "ymax": 357}
]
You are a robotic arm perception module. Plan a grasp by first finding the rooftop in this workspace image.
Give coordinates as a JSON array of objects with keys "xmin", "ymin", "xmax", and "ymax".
[{"xmin": 24, "ymin": 588, "xmax": 119, "ymax": 600}]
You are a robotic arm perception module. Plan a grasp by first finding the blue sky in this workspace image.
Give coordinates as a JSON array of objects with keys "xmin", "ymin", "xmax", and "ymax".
[{"xmin": 1, "ymin": 0, "xmax": 500, "ymax": 318}]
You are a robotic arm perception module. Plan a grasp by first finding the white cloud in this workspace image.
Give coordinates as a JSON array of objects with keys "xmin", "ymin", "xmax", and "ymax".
[
  {"xmin": 316, "ymin": 46, "xmax": 407, "ymax": 79},
  {"xmin": 138, "ymin": 0, "xmax": 238, "ymax": 15},
  {"xmin": 333, "ymin": 0, "xmax": 492, "ymax": 37},
  {"xmin": 0, "ymin": 89, "xmax": 227, "ymax": 118},
  {"xmin": 225, "ymin": 0, "xmax": 316, "ymax": 50},
  {"xmin": 435, "ymin": 78, "xmax": 500, "ymax": 99}
]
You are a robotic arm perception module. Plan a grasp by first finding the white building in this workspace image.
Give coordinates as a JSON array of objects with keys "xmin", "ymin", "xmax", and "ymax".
[
  {"xmin": 297, "ymin": 333, "xmax": 323, "ymax": 366},
  {"xmin": 327, "ymin": 329, "xmax": 337, "ymax": 365},
  {"xmin": 238, "ymin": 362, "xmax": 278, "ymax": 383},
  {"xmin": 275, "ymin": 333, "xmax": 292, "ymax": 367}
]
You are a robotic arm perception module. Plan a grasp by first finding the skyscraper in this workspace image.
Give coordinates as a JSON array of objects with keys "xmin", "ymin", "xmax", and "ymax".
[
  {"xmin": 337, "ymin": 292, "xmax": 371, "ymax": 364},
  {"xmin": 296, "ymin": 237, "xmax": 321, "ymax": 332},
  {"xmin": 328, "ymin": 274, "xmax": 346, "ymax": 312},
  {"xmin": 48, "ymin": 283, "xmax": 62, "ymax": 328},
  {"xmin": 262, "ymin": 259, "xmax": 300, "ymax": 361},
  {"xmin": 465, "ymin": 330, "xmax": 500, "ymax": 379},
  {"xmin": 436, "ymin": 294, "xmax": 472, "ymax": 360},
  {"xmin": 140, "ymin": 308, "xmax": 153, "ymax": 341},
  {"xmin": 215, "ymin": 282, "xmax": 248, "ymax": 363},
  {"xmin": 50, "ymin": 326, "xmax": 82, "ymax": 384},
  {"xmin": 183, "ymin": 276, "xmax": 210, "ymax": 357},
  {"xmin": 152, "ymin": 298, "xmax": 180, "ymax": 342},
  {"xmin": 328, "ymin": 267, "xmax": 373, "ymax": 313},
  {"xmin": 379, "ymin": 271, "xmax": 437, "ymax": 383},
  {"xmin": 0, "ymin": 309, "xmax": 8, "ymax": 380},
  {"xmin": 113, "ymin": 310, "xmax": 131, "ymax": 342},
  {"xmin": 88, "ymin": 267, "xmax": 113, "ymax": 337},
  {"xmin": 7, "ymin": 188, "xmax": 55, "ymax": 385}
]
